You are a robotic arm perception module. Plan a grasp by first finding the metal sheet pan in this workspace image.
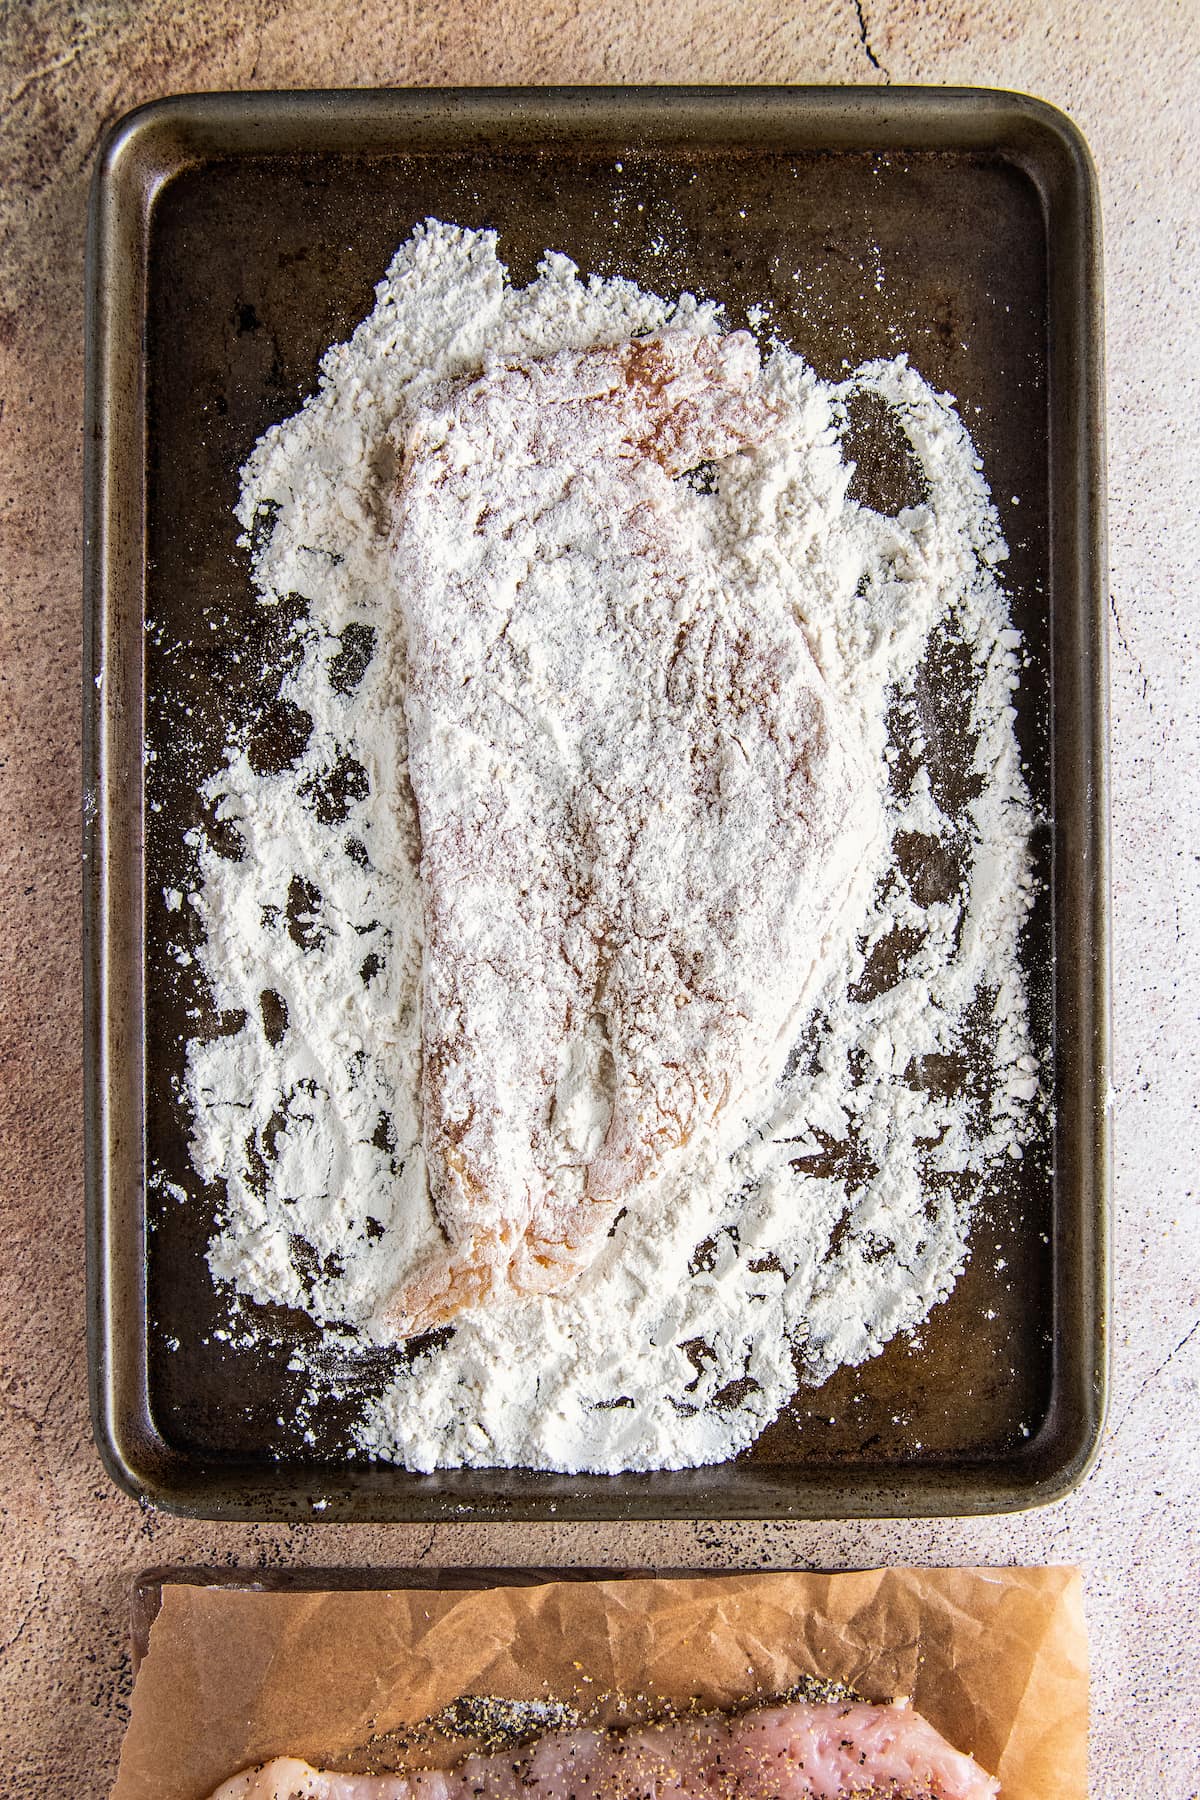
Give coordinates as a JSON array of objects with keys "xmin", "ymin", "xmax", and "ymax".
[{"xmin": 84, "ymin": 86, "xmax": 1108, "ymax": 1520}]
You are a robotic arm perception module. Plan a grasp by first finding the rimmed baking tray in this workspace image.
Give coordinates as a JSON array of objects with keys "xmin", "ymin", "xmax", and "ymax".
[{"xmin": 84, "ymin": 86, "xmax": 1108, "ymax": 1520}]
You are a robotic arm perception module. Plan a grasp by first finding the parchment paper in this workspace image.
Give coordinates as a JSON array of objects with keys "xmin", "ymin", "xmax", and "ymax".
[{"xmin": 110, "ymin": 1567, "xmax": 1087, "ymax": 1800}]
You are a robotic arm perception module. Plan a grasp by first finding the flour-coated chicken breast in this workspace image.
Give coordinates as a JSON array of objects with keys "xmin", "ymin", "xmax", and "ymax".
[{"xmin": 383, "ymin": 332, "xmax": 878, "ymax": 1337}]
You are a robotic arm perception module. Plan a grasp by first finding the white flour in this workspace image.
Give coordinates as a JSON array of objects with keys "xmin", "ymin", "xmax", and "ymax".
[
  {"xmin": 179, "ymin": 220, "xmax": 1044, "ymax": 1473},
  {"xmin": 383, "ymin": 329, "xmax": 887, "ymax": 1337}
]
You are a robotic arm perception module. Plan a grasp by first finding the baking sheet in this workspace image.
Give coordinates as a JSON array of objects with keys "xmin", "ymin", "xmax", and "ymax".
[
  {"xmin": 84, "ymin": 88, "xmax": 1108, "ymax": 1518},
  {"xmin": 111, "ymin": 1566, "xmax": 1089, "ymax": 1800}
]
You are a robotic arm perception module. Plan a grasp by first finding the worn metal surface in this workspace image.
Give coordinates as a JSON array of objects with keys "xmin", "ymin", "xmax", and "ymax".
[{"xmin": 84, "ymin": 88, "xmax": 1107, "ymax": 1520}]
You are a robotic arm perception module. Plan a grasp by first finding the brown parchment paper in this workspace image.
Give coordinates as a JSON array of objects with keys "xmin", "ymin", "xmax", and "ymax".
[{"xmin": 110, "ymin": 1568, "xmax": 1087, "ymax": 1800}]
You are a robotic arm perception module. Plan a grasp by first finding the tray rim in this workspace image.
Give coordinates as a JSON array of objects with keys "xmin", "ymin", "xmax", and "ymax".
[{"xmin": 83, "ymin": 82, "xmax": 1110, "ymax": 1523}]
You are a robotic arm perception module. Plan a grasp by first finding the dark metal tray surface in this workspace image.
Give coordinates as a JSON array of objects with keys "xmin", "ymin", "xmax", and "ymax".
[{"xmin": 84, "ymin": 86, "xmax": 1108, "ymax": 1521}]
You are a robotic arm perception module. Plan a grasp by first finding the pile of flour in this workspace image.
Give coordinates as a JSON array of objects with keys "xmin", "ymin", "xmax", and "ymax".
[{"xmin": 178, "ymin": 220, "xmax": 1043, "ymax": 1473}]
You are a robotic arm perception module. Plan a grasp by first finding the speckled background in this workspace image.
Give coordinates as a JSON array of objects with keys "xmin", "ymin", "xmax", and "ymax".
[{"xmin": 1, "ymin": 3, "xmax": 1197, "ymax": 1796}]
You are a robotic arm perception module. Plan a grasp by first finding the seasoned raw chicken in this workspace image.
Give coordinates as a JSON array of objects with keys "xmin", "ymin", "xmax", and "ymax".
[
  {"xmin": 383, "ymin": 331, "xmax": 878, "ymax": 1336},
  {"xmin": 206, "ymin": 1696, "xmax": 998, "ymax": 1800}
]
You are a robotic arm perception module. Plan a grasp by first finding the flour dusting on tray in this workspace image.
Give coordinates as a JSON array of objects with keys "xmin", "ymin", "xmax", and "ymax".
[{"xmin": 178, "ymin": 220, "xmax": 1044, "ymax": 1473}]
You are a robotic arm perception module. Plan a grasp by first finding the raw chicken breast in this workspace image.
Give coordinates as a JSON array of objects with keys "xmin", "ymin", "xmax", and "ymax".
[{"xmin": 205, "ymin": 1695, "xmax": 998, "ymax": 1800}]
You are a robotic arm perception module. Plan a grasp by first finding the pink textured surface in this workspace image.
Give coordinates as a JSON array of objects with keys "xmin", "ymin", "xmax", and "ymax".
[{"xmin": 1, "ymin": 4, "xmax": 1197, "ymax": 1796}]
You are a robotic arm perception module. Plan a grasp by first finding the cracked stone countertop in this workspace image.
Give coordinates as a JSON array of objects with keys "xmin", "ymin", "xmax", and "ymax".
[{"xmin": 1, "ymin": 3, "xmax": 1197, "ymax": 1797}]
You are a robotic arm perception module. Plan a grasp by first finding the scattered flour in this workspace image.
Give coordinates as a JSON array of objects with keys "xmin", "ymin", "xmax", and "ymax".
[{"xmin": 179, "ymin": 220, "xmax": 1044, "ymax": 1473}]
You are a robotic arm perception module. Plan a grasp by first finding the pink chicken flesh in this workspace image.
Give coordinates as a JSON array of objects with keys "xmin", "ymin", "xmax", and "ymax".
[{"xmin": 206, "ymin": 1697, "xmax": 999, "ymax": 1800}]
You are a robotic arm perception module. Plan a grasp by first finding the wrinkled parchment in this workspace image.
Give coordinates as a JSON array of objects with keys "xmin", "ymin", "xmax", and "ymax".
[{"xmin": 110, "ymin": 1567, "xmax": 1087, "ymax": 1800}]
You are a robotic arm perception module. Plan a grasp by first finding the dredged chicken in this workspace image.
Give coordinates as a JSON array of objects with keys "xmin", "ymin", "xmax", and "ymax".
[{"xmin": 382, "ymin": 332, "xmax": 877, "ymax": 1337}]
